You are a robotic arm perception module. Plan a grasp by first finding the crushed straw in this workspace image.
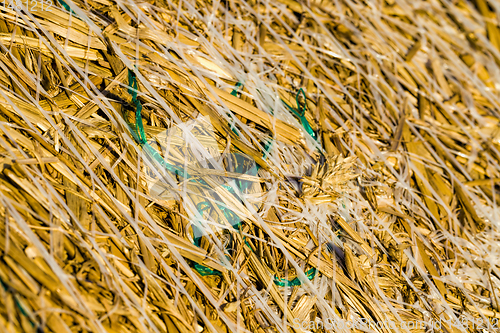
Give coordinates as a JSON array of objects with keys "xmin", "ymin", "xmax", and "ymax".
[{"xmin": 0, "ymin": 0, "xmax": 499, "ymax": 332}]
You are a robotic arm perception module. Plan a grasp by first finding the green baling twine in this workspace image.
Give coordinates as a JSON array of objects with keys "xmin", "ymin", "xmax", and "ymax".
[
  {"xmin": 57, "ymin": 0, "xmax": 78, "ymax": 16},
  {"xmin": 232, "ymin": 84, "xmax": 317, "ymax": 141},
  {"xmin": 230, "ymin": 82, "xmax": 243, "ymax": 97},
  {"xmin": 273, "ymin": 267, "xmax": 317, "ymax": 287},
  {"xmin": 0, "ymin": 277, "xmax": 40, "ymax": 330},
  {"xmin": 127, "ymin": 70, "xmax": 317, "ymax": 285},
  {"xmin": 128, "ymin": 70, "xmax": 146, "ymax": 144},
  {"xmin": 281, "ymin": 88, "xmax": 317, "ymax": 140}
]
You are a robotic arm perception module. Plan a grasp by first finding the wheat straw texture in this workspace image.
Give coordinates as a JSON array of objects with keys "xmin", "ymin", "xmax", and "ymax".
[{"xmin": 0, "ymin": 0, "xmax": 499, "ymax": 332}]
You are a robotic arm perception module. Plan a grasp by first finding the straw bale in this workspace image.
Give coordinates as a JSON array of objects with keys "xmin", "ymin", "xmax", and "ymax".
[{"xmin": 0, "ymin": 0, "xmax": 499, "ymax": 332}]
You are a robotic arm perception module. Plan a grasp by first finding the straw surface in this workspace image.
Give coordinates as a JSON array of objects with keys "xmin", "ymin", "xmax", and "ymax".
[{"xmin": 0, "ymin": 0, "xmax": 499, "ymax": 332}]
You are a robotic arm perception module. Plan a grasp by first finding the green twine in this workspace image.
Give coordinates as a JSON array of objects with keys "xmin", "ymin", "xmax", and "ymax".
[
  {"xmin": 57, "ymin": 0, "xmax": 74, "ymax": 14},
  {"xmin": 0, "ymin": 277, "xmax": 38, "ymax": 329},
  {"xmin": 126, "ymin": 70, "xmax": 184, "ymax": 176},
  {"xmin": 228, "ymin": 82, "xmax": 243, "ymax": 134},
  {"xmin": 282, "ymin": 88, "xmax": 317, "ymax": 140},
  {"xmin": 125, "ymin": 77, "xmax": 316, "ymax": 286},
  {"xmin": 273, "ymin": 268, "xmax": 317, "ymax": 287},
  {"xmin": 230, "ymin": 82, "xmax": 243, "ymax": 97},
  {"xmin": 128, "ymin": 69, "xmax": 147, "ymax": 144},
  {"xmin": 57, "ymin": 0, "xmax": 81, "ymax": 18}
]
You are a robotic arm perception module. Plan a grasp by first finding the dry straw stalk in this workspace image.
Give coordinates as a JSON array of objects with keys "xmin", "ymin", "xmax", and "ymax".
[{"xmin": 0, "ymin": 0, "xmax": 499, "ymax": 332}]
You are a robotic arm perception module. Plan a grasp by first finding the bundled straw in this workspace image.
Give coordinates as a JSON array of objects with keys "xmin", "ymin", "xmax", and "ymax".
[{"xmin": 0, "ymin": 0, "xmax": 500, "ymax": 332}]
